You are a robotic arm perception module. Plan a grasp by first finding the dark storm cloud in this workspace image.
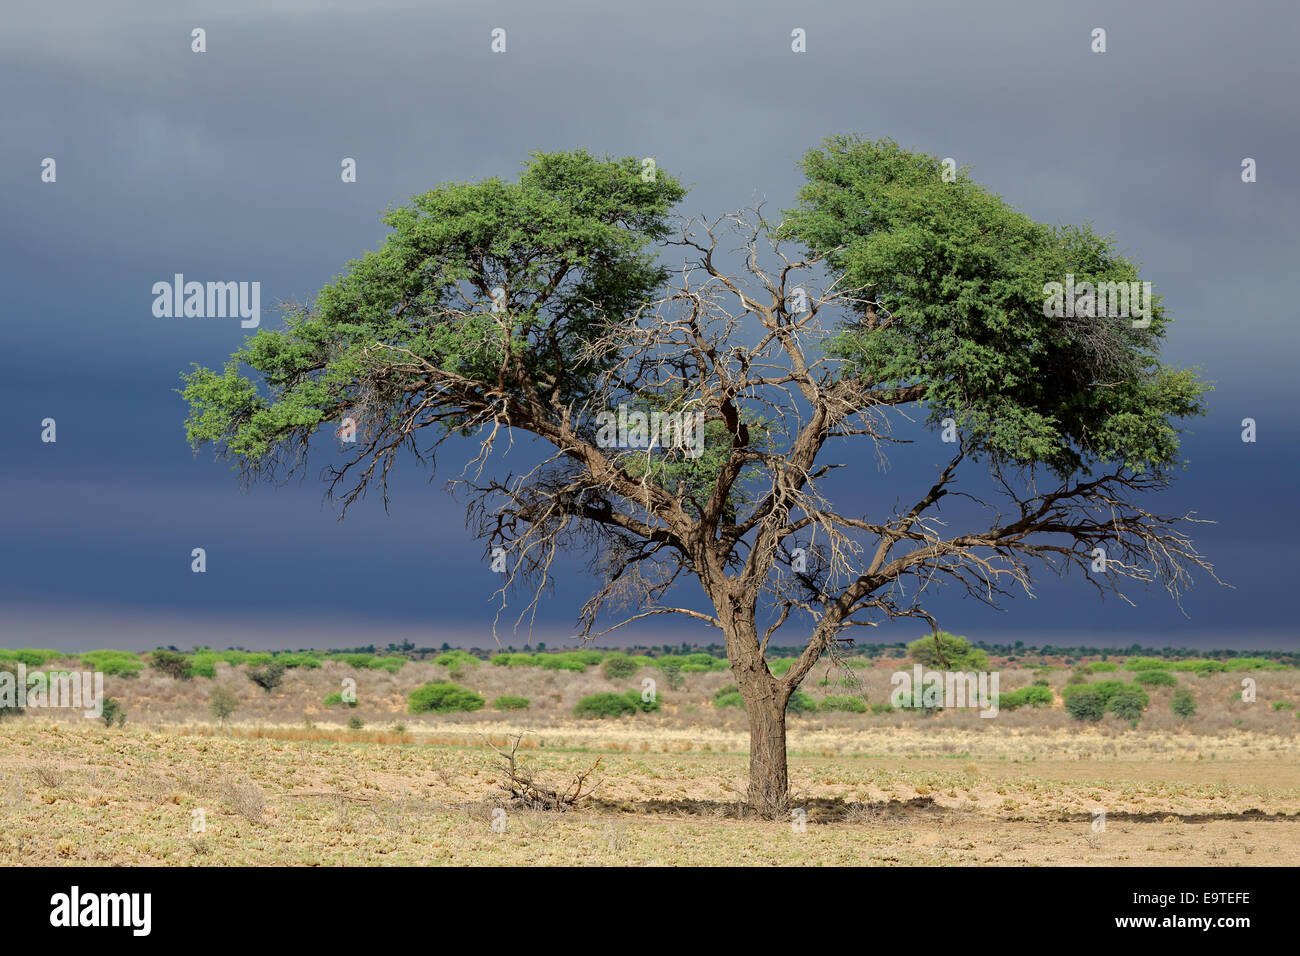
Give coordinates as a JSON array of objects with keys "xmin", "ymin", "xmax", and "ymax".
[{"xmin": 0, "ymin": 0, "xmax": 1295, "ymax": 650}]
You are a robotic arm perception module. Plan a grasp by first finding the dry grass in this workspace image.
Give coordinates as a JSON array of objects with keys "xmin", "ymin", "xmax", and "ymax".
[{"xmin": 0, "ymin": 718, "xmax": 1295, "ymax": 866}]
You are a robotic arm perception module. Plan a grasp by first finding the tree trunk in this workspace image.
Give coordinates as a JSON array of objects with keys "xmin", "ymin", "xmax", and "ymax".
[{"xmin": 740, "ymin": 677, "xmax": 791, "ymax": 819}]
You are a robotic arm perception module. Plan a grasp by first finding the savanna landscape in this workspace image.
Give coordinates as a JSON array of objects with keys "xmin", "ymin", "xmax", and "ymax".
[{"xmin": 3, "ymin": 641, "xmax": 1296, "ymax": 866}]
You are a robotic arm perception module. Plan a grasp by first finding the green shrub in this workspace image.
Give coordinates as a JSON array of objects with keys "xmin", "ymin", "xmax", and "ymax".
[
  {"xmin": 208, "ymin": 686, "xmax": 238, "ymax": 723},
  {"xmin": 601, "ymin": 653, "xmax": 640, "ymax": 680},
  {"xmin": 368, "ymin": 656, "xmax": 405, "ymax": 673},
  {"xmin": 1065, "ymin": 688, "xmax": 1106, "ymax": 722},
  {"xmin": 767, "ymin": 658, "xmax": 794, "ymax": 677},
  {"xmin": 247, "ymin": 661, "xmax": 286, "ymax": 693},
  {"xmin": 1171, "ymin": 687, "xmax": 1197, "ymax": 718},
  {"xmin": 407, "ymin": 682, "xmax": 485, "ymax": 713},
  {"xmin": 870, "ymin": 702, "xmax": 895, "ymax": 714},
  {"xmin": 1062, "ymin": 679, "xmax": 1127, "ymax": 703},
  {"xmin": 80, "ymin": 650, "xmax": 143, "ymax": 678},
  {"xmin": 538, "ymin": 652, "xmax": 590, "ymax": 672},
  {"xmin": 999, "ymin": 685, "xmax": 1054, "ymax": 710},
  {"xmin": 1170, "ymin": 659, "xmax": 1226, "ymax": 674},
  {"xmin": 713, "ymin": 689, "xmax": 744, "ymax": 708},
  {"xmin": 657, "ymin": 658, "xmax": 685, "ymax": 689},
  {"xmin": 574, "ymin": 689, "xmax": 660, "ymax": 718},
  {"xmin": 188, "ymin": 654, "xmax": 218, "ymax": 679},
  {"xmin": 491, "ymin": 653, "xmax": 538, "ymax": 668},
  {"xmin": 820, "ymin": 695, "xmax": 867, "ymax": 713},
  {"xmin": 1223, "ymin": 657, "xmax": 1283, "ymax": 671},
  {"xmin": 100, "ymin": 697, "xmax": 126, "ymax": 727},
  {"xmin": 333, "ymin": 654, "xmax": 375, "ymax": 669},
  {"xmin": 149, "ymin": 650, "xmax": 193, "ymax": 680},
  {"xmin": 1089, "ymin": 661, "xmax": 1119, "ymax": 672},
  {"xmin": 433, "ymin": 651, "xmax": 479, "ymax": 672},
  {"xmin": 1136, "ymin": 670, "xmax": 1178, "ymax": 688},
  {"xmin": 907, "ymin": 632, "xmax": 989, "ymax": 670},
  {"xmin": 322, "ymin": 692, "xmax": 357, "ymax": 708},
  {"xmin": 575, "ymin": 692, "xmax": 635, "ymax": 718},
  {"xmin": 346, "ymin": 715, "xmax": 364, "ymax": 730},
  {"xmin": 787, "ymin": 690, "xmax": 817, "ymax": 715},
  {"xmin": 1107, "ymin": 685, "xmax": 1149, "ymax": 720},
  {"xmin": 0, "ymin": 648, "xmax": 62, "ymax": 668},
  {"xmin": 1272, "ymin": 700, "xmax": 1295, "ymax": 711},
  {"xmin": 492, "ymin": 695, "xmax": 530, "ymax": 711},
  {"xmin": 1125, "ymin": 657, "xmax": 1171, "ymax": 671},
  {"xmin": 273, "ymin": 652, "xmax": 321, "ymax": 670}
]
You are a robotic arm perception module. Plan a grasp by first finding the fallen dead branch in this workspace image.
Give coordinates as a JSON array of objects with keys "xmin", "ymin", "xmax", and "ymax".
[{"xmin": 484, "ymin": 732, "xmax": 601, "ymax": 810}]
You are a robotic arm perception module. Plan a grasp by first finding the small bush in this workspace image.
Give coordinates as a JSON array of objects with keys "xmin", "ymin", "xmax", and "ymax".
[
  {"xmin": 1222, "ymin": 657, "xmax": 1282, "ymax": 671},
  {"xmin": 713, "ymin": 691, "xmax": 744, "ymax": 709},
  {"xmin": 1107, "ymin": 685, "xmax": 1149, "ymax": 720},
  {"xmin": 433, "ymin": 651, "xmax": 479, "ymax": 675},
  {"xmin": 1136, "ymin": 670, "xmax": 1178, "ymax": 688},
  {"xmin": 787, "ymin": 690, "xmax": 817, "ymax": 715},
  {"xmin": 150, "ymin": 650, "xmax": 193, "ymax": 680},
  {"xmin": 491, "ymin": 653, "xmax": 538, "ymax": 668},
  {"xmin": 1089, "ymin": 661, "xmax": 1119, "ymax": 672},
  {"xmin": 346, "ymin": 715, "xmax": 365, "ymax": 730},
  {"xmin": 208, "ymin": 686, "xmax": 238, "ymax": 724},
  {"xmin": 492, "ymin": 695, "xmax": 530, "ymax": 711},
  {"xmin": 100, "ymin": 697, "xmax": 126, "ymax": 727},
  {"xmin": 1171, "ymin": 687, "xmax": 1197, "ymax": 718},
  {"xmin": 870, "ymin": 702, "xmax": 895, "ymax": 714},
  {"xmin": 1170, "ymin": 659, "xmax": 1226, "ymax": 674},
  {"xmin": 322, "ymin": 692, "xmax": 357, "ymax": 708},
  {"xmin": 601, "ymin": 653, "xmax": 640, "ymax": 680},
  {"xmin": 331, "ymin": 654, "xmax": 372, "ymax": 668},
  {"xmin": 657, "ymin": 658, "xmax": 686, "ymax": 690},
  {"xmin": 1066, "ymin": 688, "xmax": 1106, "ymax": 721},
  {"xmin": 247, "ymin": 661, "xmax": 286, "ymax": 694},
  {"xmin": 1000, "ymin": 685, "xmax": 1054, "ymax": 710},
  {"xmin": 80, "ymin": 650, "xmax": 143, "ymax": 678},
  {"xmin": 906, "ymin": 632, "xmax": 989, "ymax": 670},
  {"xmin": 408, "ymin": 682, "xmax": 485, "ymax": 714},
  {"xmin": 1125, "ymin": 657, "xmax": 1172, "ymax": 671},
  {"xmin": 188, "ymin": 654, "xmax": 219, "ymax": 679},
  {"xmin": 1062, "ymin": 679, "xmax": 1125, "ymax": 703},
  {"xmin": 538, "ymin": 652, "xmax": 590, "ymax": 673},
  {"xmin": 820, "ymin": 695, "xmax": 867, "ymax": 713},
  {"xmin": 273, "ymin": 652, "xmax": 321, "ymax": 670},
  {"xmin": 0, "ymin": 648, "xmax": 62, "ymax": 668},
  {"xmin": 574, "ymin": 690, "xmax": 660, "ymax": 718}
]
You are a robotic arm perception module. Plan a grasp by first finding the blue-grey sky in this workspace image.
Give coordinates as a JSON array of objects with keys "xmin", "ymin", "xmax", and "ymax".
[{"xmin": 1, "ymin": 0, "xmax": 1296, "ymax": 652}]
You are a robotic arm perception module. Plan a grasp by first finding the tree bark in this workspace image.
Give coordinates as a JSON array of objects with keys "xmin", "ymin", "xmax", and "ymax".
[{"xmin": 738, "ymin": 673, "xmax": 791, "ymax": 819}]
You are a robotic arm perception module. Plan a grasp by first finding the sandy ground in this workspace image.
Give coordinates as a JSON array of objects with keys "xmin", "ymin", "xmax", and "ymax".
[{"xmin": 1, "ymin": 719, "xmax": 1295, "ymax": 865}]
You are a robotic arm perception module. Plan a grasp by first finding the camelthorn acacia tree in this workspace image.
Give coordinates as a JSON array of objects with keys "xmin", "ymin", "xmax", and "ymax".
[{"xmin": 183, "ymin": 139, "xmax": 1214, "ymax": 817}]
